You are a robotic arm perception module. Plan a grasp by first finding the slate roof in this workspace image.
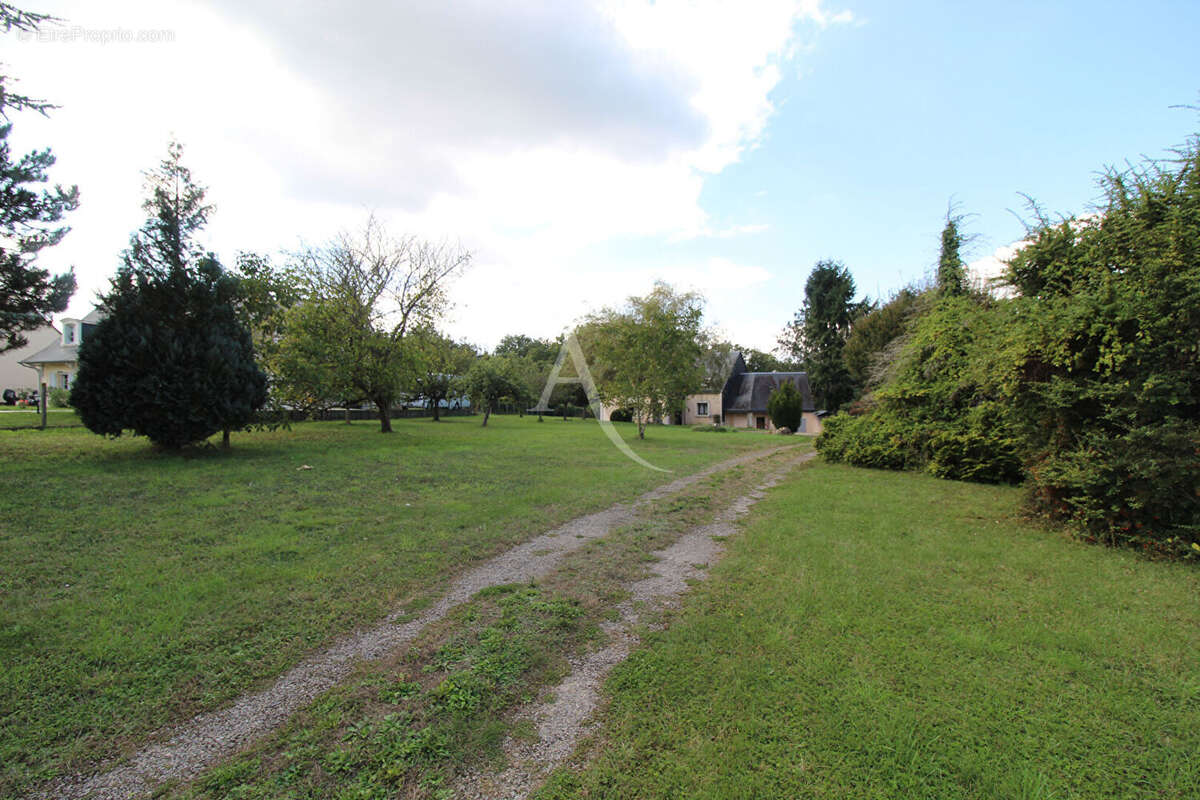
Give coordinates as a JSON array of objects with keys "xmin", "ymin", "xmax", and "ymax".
[
  {"xmin": 724, "ymin": 371, "xmax": 816, "ymax": 413},
  {"xmin": 19, "ymin": 340, "xmax": 78, "ymax": 366}
]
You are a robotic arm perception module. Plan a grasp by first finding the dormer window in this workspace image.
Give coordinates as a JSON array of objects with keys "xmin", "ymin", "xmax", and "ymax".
[{"xmin": 64, "ymin": 323, "xmax": 76, "ymax": 344}]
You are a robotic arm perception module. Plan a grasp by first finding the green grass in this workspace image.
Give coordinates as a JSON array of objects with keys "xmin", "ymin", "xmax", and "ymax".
[
  {"xmin": 163, "ymin": 444, "xmax": 808, "ymax": 800},
  {"xmin": 537, "ymin": 462, "xmax": 1200, "ymax": 800},
  {"xmin": 0, "ymin": 415, "xmax": 779, "ymax": 796},
  {"xmin": 0, "ymin": 408, "xmax": 81, "ymax": 429}
]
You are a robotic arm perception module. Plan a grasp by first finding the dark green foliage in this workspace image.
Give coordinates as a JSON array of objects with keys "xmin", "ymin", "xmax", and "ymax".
[
  {"xmin": 779, "ymin": 260, "xmax": 868, "ymax": 412},
  {"xmin": 0, "ymin": 122, "xmax": 78, "ymax": 353},
  {"xmin": 815, "ymin": 413, "xmax": 911, "ymax": 470},
  {"xmin": 821, "ymin": 133, "xmax": 1200, "ymax": 557},
  {"xmin": 609, "ymin": 407, "xmax": 633, "ymax": 423},
  {"xmin": 936, "ymin": 215, "xmax": 967, "ymax": 295},
  {"xmin": 71, "ymin": 142, "xmax": 266, "ymax": 449},
  {"xmin": 766, "ymin": 381, "xmax": 804, "ymax": 432},
  {"xmin": 817, "ymin": 295, "xmax": 1024, "ymax": 484},
  {"xmin": 842, "ymin": 287, "xmax": 920, "ymax": 392},
  {"xmin": 1007, "ymin": 140, "xmax": 1200, "ymax": 556},
  {"xmin": 494, "ymin": 333, "xmax": 558, "ymax": 364},
  {"xmin": 741, "ymin": 347, "xmax": 789, "ymax": 372},
  {"xmin": 463, "ymin": 355, "xmax": 521, "ymax": 426},
  {"xmin": 73, "ymin": 258, "xmax": 268, "ymax": 448}
]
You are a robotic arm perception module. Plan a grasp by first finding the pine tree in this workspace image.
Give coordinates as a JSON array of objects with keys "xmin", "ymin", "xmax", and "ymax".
[
  {"xmin": 0, "ymin": 5, "xmax": 79, "ymax": 352},
  {"xmin": 72, "ymin": 142, "xmax": 266, "ymax": 449}
]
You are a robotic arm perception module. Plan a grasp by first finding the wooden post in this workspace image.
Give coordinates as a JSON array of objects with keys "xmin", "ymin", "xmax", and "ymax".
[{"xmin": 39, "ymin": 379, "xmax": 48, "ymax": 429}]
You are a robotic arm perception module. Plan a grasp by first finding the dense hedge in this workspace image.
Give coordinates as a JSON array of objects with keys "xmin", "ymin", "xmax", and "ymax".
[
  {"xmin": 819, "ymin": 134, "xmax": 1200, "ymax": 558},
  {"xmin": 817, "ymin": 294, "xmax": 1024, "ymax": 484}
]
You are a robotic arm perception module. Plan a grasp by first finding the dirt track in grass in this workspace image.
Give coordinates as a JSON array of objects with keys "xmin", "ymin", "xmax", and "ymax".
[
  {"xmin": 452, "ymin": 449, "xmax": 816, "ymax": 800},
  {"xmin": 36, "ymin": 444, "xmax": 803, "ymax": 800}
]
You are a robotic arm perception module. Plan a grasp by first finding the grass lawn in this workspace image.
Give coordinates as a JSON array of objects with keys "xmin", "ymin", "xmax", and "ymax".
[
  {"xmin": 538, "ymin": 462, "xmax": 1200, "ymax": 800},
  {"xmin": 0, "ymin": 408, "xmax": 82, "ymax": 429},
  {"xmin": 0, "ymin": 415, "xmax": 780, "ymax": 796}
]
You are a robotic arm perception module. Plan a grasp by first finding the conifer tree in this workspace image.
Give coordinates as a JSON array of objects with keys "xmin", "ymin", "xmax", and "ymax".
[
  {"xmin": 936, "ymin": 214, "xmax": 967, "ymax": 296},
  {"xmin": 72, "ymin": 142, "xmax": 267, "ymax": 449},
  {"xmin": 0, "ymin": 4, "xmax": 79, "ymax": 352}
]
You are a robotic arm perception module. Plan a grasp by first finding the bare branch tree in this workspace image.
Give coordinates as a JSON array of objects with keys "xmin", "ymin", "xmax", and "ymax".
[{"xmin": 286, "ymin": 215, "xmax": 470, "ymax": 432}]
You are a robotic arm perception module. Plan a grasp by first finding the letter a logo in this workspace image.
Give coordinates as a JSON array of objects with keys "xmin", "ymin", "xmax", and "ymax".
[{"xmin": 536, "ymin": 333, "xmax": 669, "ymax": 472}]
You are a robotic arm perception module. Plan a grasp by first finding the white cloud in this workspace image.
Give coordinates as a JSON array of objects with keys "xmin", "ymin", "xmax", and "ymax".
[
  {"xmin": 967, "ymin": 241, "xmax": 1026, "ymax": 297},
  {"xmin": 6, "ymin": 0, "xmax": 854, "ymax": 347}
]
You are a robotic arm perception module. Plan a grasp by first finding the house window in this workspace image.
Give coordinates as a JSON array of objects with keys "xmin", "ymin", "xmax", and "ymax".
[
  {"xmin": 64, "ymin": 323, "xmax": 76, "ymax": 344},
  {"xmin": 756, "ymin": 415, "xmax": 766, "ymax": 430},
  {"xmin": 697, "ymin": 402, "xmax": 709, "ymax": 416}
]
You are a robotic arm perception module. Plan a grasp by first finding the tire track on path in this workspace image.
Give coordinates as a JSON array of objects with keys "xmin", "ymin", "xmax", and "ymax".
[{"xmin": 453, "ymin": 449, "xmax": 816, "ymax": 800}]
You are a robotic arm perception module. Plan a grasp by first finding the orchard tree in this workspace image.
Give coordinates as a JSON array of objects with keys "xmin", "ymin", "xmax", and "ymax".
[
  {"xmin": 778, "ymin": 260, "xmax": 867, "ymax": 413},
  {"xmin": 410, "ymin": 326, "xmax": 476, "ymax": 420},
  {"xmin": 72, "ymin": 141, "xmax": 266, "ymax": 448},
  {"xmin": 290, "ymin": 216, "xmax": 469, "ymax": 432},
  {"xmin": 0, "ymin": 5, "xmax": 78, "ymax": 352},
  {"xmin": 463, "ymin": 355, "xmax": 520, "ymax": 426},
  {"xmin": 270, "ymin": 295, "xmax": 360, "ymax": 417},
  {"xmin": 580, "ymin": 282, "xmax": 704, "ymax": 439}
]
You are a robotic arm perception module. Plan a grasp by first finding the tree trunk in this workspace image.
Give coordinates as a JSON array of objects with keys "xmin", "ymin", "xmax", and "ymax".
[
  {"xmin": 482, "ymin": 406, "xmax": 491, "ymax": 427},
  {"xmin": 431, "ymin": 399, "xmax": 440, "ymax": 421},
  {"xmin": 378, "ymin": 401, "xmax": 392, "ymax": 433},
  {"xmin": 638, "ymin": 420, "xmax": 646, "ymax": 440},
  {"xmin": 344, "ymin": 405, "xmax": 352, "ymax": 424},
  {"xmin": 222, "ymin": 428, "xmax": 231, "ymax": 449}
]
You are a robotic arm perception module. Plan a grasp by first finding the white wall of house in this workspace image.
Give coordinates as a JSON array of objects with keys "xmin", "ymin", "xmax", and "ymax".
[
  {"xmin": 0, "ymin": 325, "xmax": 59, "ymax": 393},
  {"xmin": 722, "ymin": 410, "xmax": 823, "ymax": 434},
  {"xmin": 682, "ymin": 393, "xmax": 722, "ymax": 425}
]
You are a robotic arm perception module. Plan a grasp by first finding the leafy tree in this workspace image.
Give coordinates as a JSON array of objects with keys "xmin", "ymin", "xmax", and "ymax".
[
  {"xmin": 291, "ymin": 216, "xmax": 469, "ymax": 432},
  {"xmin": 0, "ymin": 6, "xmax": 78, "ymax": 353},
  {"xmin": 72, "ymin": 142, "xmax": 266, "ymax": 449},
  {"xmin": 231, "ymin": 251, "xmax": 303, "ymax": 352},
  {"xmin": 698, "ymin": 337, "xmax": 736, "ymax": 391},
  {"xmin": 494, "ymin": 333, "xmax": 558, "ymax": 364},
  {"xmin": 410, "ymin": 327, "xmax": 475, "ymax": 420},
  {"xmin": 778, "ymin": 260, "xmax": 867, "ymax": 413},
  {"xmin": 463, "ymin": 355, "xmax": 520, "ymax": 426},
  {"xmin": 766, "ymin": 381, "xmax": 804, "ymax": 432},
  {"xmin": 740, "ymin": 347, "xmax": 789, "ymax": 373},
  {"xmin": 270, "ymin": 295, "xmax": 360, "ymax": 417},
  {"xmin": 580, "ymin": 282, "xmax": 704, "ymax": 439}
]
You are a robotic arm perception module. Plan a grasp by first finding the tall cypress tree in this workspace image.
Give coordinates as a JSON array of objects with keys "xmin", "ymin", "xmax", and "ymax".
[
  {"xmin": 72, "ymin": 142, "xmax": 266, "ymax": 449},
  {"xmin": 937, "ymin": 215, "xmax": 967, "ymax": 295}
]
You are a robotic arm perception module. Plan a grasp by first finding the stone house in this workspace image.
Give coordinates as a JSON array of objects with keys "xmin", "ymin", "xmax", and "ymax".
[{"xmin": 681, "ymin": 352, "xmax": 823, "ymax": 434}]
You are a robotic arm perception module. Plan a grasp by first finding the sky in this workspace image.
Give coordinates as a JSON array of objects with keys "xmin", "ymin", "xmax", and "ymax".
[{"xmin": 6, "ymin": 0, "xmax": 1200, "ymax": 353}]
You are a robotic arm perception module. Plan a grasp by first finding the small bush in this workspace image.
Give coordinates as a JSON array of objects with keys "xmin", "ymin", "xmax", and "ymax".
[
  {"xmin": 48, "ymin": 387, "xmax": 72, "ymax": 409},
  {"xmin": 691, "ymin": 424, "xmax": 734, "ymax": 433},
  {"xmin": 767, "ymin": 381, "xmax": 804, "ymax": 431}
]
